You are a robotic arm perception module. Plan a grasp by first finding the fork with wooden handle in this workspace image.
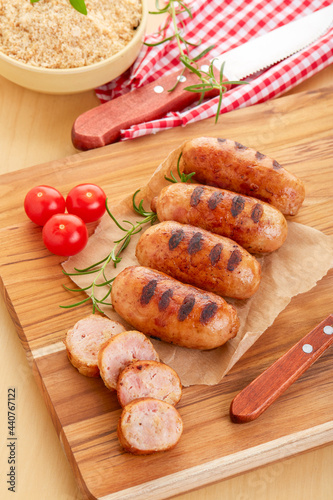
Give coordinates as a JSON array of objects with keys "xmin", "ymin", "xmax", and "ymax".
[{"xmin": 230, "ymin": 314, "xmax": 333, "ymax": 423}]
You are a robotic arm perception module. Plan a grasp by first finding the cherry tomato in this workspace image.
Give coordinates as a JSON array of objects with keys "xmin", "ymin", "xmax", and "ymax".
[
  {"xmin": 24, "ymin": 185, "xmax": 66, "ymax": 226},
  {"xmin": 66, "ymin": 183, "xmax": 106, "ymax": 223},
  {"xmin": 42, "ymin": 214, "xmax": 88, "ymax": 256}
]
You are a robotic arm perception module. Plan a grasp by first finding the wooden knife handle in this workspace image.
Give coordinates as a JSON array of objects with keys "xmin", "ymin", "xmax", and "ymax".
[
  {"xmin": 71, "ymin": 59, "xmax": 221, "ymax": 150},
  {"xmin": 230, "ymin": 314, "xmax": 333, "ymax": 423}
]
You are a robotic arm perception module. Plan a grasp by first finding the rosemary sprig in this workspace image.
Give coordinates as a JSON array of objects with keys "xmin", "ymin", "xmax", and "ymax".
[
  {"xmin": 30, "ymin": 0, "xmax": 87, "ymax": 15},
  {"xmin": 60, "ymin": 191, "xmax": 157, "ymax": 312},
  {"xmin": 60, "ymin": 162, "xmax": 196, "ymax": 312},
  {"xmin": 164, "ymin": 152, "xmax": 195, "ymax": 183},
  {"xmin": 145, "ymin": 0, "xmax": 247, "ymax": 123}
]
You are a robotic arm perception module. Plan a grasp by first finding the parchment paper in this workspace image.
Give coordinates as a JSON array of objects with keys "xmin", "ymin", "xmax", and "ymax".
[{"xmin": 63, "ymin": 144, "xmax": 333, "ymax": 386}]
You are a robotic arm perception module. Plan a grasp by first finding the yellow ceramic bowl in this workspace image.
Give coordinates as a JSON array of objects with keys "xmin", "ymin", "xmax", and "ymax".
[{"xmin": 0, "ymin": 0, "xmax": 148, "ymax": 94}]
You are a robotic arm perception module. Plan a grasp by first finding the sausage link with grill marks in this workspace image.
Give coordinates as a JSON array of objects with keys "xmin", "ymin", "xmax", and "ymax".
[
  {"xmin": 111, "ymin": 266, "xmax": 239, "ymax": 350},
  {"xmin": 151, "ymin": 183, "xmax": 288, "ymax": 254},
  {"xmin": 136, "ymin": 221, "xmax": 261, "ymax": 299},
  {"xmin": 181, "ymin": 137, "xmax": 305, "ymax": 215}
]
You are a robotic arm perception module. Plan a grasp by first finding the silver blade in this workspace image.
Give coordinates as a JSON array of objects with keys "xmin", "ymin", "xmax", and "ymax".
[{"xmin": 213, "ymin": 5, "xmax": 333, "ymax": 81}]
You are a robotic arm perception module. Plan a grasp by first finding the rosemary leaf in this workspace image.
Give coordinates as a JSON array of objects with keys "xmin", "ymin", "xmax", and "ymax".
[
  {"xmin": 62, "ymin": 268, "xmax": 102, "ymax": 277},
  {"xmin": 71, "ymin": 256, "xmax": 110, "ymax": 273},
  {"xmin": 31, "ymin": 0, "xmax": 87, "ymax": 15},
  {"xmin": 144, "ymin": 35, "xmax": 175, "ymax": 47},
  {"xmin": 59, "ymin": 297, "xmax": 91, "ymax": 309},
  {"xmin": 70, "ymin": 0, "xmax": 87, "ymax": 15},
  {"xmin": 191, "ymin": 44, "xmax": 215, "ymax": 62},
  {"xmin": 63, "ymin": 284, "xmax": 93, "ymax": 292}
]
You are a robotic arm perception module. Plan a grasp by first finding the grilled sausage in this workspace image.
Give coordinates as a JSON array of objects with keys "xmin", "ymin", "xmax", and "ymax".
[
  {"xmin": 136, "ymin": 221, "xmax": 261, "ymax": 299},
  {"xmin": 181, "ymin": 137, "xmax": 305, "ymax": 215},
  {"xmin": 117, "ymin": 398, "xmax": 183, "ymax": 455},
  {"xmin": 98, "ymin": 330, "xmax": 160, "ymax": 390},
  {"xmin": 111, "ymin": 266, "xmax": 239, "ymax": 350},
  {"xmin": 117, "ymin": 360, "xmax": 182, "ymax": 407},
  {"xmin": 64, "ymin": 315, "xmax": 125, "ymax": 377},
  {"xmin": 151, "ymin": 183, "xmax": 288, "ymax": 254}
]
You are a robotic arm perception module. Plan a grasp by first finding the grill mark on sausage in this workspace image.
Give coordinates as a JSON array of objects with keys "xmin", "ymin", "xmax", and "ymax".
[
  {"xmin": 140, "ymin": 279, "xmax": 157, "ymax": 305},
  {"xmin": 200, "ymin": 302, "xmax": 218, "ymax": 325},
  {"xmin": 231, "ymin": 195, "xmax": 245, "ymax": 217},
  {"xmin": 208, "ymin": 191, "xmax": 224, "ymax": 210},
  {"xmin": 209, "ymin": 243, "xmax": 223, "ymax": 266},
  {"xmin": 235, "ymin": 141, "xmax": 247, "ymax": 150},
  {"xmin": 217, "ymin": 137, "xmax": 226, "ymax": 143},
  {"xmin": 227, "ymin": 249, "xmax": 243, "ymax": 271},
  {"xmin": 169, "ymin": 228, "xmax": 185, "ymax": 250},
  {"xmin": 190, "ymin": 186, "xmax": 204, "ymax": 207},
  {"xmin": 273, "ymin": 160, "xmax": 282, "ymax": 170},
  {"xmin": 178, "ymin": 295, "xmax": 195, "ymax": 321},
  {"xmin": 188, "ymin": 232, "xmax": 204, "ymax": 254},
  {"xmin": 158, "ymin": 288, "xmax": 174, "ymax": 311},
  {"xmin": 251, "ymin": 203, "xmax": 264, "ymax": 223},
  {"xmin": 255, "ymin": 151, "xmax": 266, "ymax": 160}
]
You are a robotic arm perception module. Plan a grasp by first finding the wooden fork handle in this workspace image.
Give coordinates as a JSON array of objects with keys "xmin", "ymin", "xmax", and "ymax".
[{"xmin": 230, "ymin": 314, "xmax": 333, "ymax": 423}]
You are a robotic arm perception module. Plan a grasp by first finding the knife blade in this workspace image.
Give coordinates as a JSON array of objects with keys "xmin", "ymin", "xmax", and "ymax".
[
  {"xmin": 212, "ymin": 4, "xmax": 333, "ymax": 81},
  {"xmin": 72, "ymin": 5, "xmax": 333, "ymax": 150},
  {"xmin": 230, "ymin": 314, "xmax": 333, "ymax": 424}
]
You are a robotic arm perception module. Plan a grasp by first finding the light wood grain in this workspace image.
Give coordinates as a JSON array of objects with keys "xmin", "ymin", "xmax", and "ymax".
[{"xmin": 1, "ymin": 85, "xmax": 333, "ymax": 500}]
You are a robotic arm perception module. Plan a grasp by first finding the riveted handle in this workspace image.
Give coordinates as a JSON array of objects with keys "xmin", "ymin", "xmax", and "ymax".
[
  {"xmin": 230, "ymin": 314, "xmax": 333, "ymax": 423},
  {"xmin": 71, "ymin": 59, "xmax": 223, "ymax": 151}
]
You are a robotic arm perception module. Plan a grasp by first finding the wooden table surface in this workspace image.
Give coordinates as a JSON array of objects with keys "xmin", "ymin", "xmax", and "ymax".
[{"xmin": 0, "ymin": 3, "xmax": 332, "ymax": 499}]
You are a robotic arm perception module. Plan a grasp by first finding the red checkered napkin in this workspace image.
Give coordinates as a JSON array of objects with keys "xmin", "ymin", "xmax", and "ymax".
[{"xmin": 95, "ymin": 0, "xmax": 333, "ymax": 141}]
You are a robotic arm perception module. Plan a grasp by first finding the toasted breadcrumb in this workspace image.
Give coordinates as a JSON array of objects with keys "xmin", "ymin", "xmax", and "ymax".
[{"xmin": 0, "ymin": 0, "xmax": 142, "ymax": 69}]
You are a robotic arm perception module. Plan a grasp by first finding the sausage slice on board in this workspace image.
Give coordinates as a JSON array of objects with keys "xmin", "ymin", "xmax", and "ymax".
[
  {"xmin": 111, "ymin": 266, "xmax": 240, "ymax": 350},
  {"xmin": 98, "ymin": 330, "xmax": 159, "ymax": 390},
  {"xmin": 117, "ymin": 360, "xmax": 182, "ymax": 407},
  {"xmin": 181, "ymin": 136, "xmax": 305, "ymax": 215},
  {"xmin": 151, "ymin": 183, "xmax": 288, "ymax": 254},
  {"xmin": 64, "ymin": 315, "xmax": 125, "ymax": 377},
  {"xmin": 136, "ymin": 220, "xmax": 261, "ymax": 299},
  {"xmin": 117, "ymin": 398, "xmax": 183, "ymax": 455}
]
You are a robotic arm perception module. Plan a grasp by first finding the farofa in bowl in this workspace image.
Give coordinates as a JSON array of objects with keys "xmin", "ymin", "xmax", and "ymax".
[{"xmin": 0, "ymin": 0, "xmax": 147, "ymax": 93}]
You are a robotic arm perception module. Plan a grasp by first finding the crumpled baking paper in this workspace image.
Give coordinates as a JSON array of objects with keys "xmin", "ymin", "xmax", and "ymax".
[{"xmin": 63, "ymin": 144, "xmax": 333, "ymax": 386}]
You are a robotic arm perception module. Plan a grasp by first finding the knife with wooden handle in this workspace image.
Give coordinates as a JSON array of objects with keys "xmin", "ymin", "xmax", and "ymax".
[
  {"xmin": 71, "ymin": 59, "xmax": 220, "ymax": 150},
  {"xmin": 72, "ymin": 5, "xmax": 333, "ymax": 150},
  {"xmin": 230, "ymin": 314, "xmax": 333, "ymax": 423}
]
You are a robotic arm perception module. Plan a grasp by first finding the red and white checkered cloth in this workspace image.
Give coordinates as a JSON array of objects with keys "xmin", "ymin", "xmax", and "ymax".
[{"xmin": 95, "ymin": 0, "xmax": 333, "ymax": 141}]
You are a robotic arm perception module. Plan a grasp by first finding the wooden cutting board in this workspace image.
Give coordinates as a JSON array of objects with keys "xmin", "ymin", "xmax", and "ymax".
[{"xmin": 0, "ymin": 86, "xmax": 333, "ymax": 500}]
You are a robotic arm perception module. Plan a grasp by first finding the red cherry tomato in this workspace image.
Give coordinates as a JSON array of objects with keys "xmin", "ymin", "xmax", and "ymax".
[
  {"xmin": 24, "ymin": 185, "xmax": 66, "ymax": 226},
  {"xmin": 66, "ymin": 184, "xmax": 106, "ymax": 223},
  {"xmin": 42, "ymin": 214, "xmax": 88, "ymax": 256}
]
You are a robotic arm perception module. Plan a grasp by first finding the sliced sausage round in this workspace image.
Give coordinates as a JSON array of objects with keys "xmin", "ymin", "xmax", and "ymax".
[
  {"xmin": 64, "ymin": 314, "xmax": 125, "ymax": 377},
  {"xmin": 98, "ymin": 330, "xmax": 160, "ymax": 390},
  {"xmin": 117, "ymin": 360, "xmax": 182, "ymax": 407},
  {"xmin": 117, "ymin": 398, "xmax": 183, "ymax": 454}
]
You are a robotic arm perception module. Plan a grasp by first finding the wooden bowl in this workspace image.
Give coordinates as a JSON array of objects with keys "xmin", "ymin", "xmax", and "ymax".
[{"xmin": 0, "ymin": 0, "xmax": 148, "ymax": 94}]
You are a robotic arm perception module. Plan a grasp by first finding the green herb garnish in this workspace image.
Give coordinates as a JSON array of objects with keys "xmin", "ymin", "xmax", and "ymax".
[
  {"xmin": 60, "ymin": 191, "xmax": 157, "ymax": 313},
  {"xmin": 30, "ymin": 0, "xmax": 87, "ymax": 16},
  {"xmin": 61, "ymin": 160, "xmax": 196, "ymax": 312},
  {"xmin": 164, "ymin": 152, "xmax": 195, "ymax": 183},
  {"xmin": 146, "ymin": 0, "xmax": 247, "ymax": 123}
]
